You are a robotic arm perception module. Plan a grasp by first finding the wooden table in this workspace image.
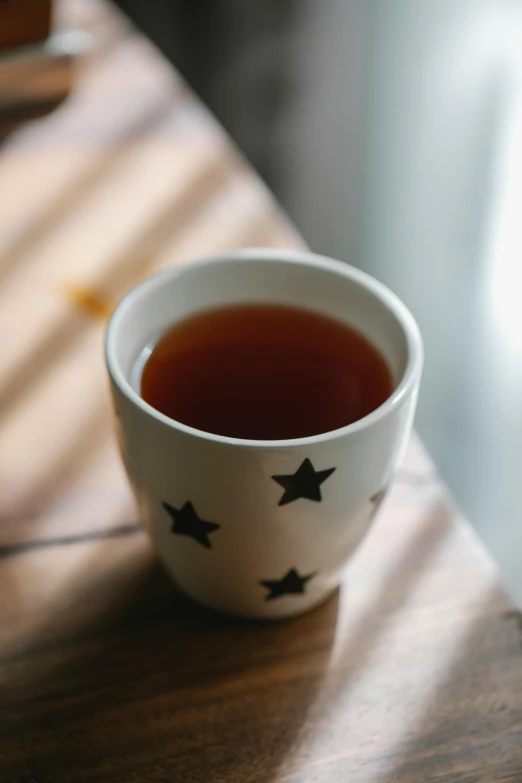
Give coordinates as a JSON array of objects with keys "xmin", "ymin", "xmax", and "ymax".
[{"xmin": 1, "ymin": 1, "xmax": 522, "ymax": 781}]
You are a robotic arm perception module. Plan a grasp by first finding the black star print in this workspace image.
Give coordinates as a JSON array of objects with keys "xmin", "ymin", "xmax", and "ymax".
[
  {"xmin": 272, "ymin": 458, "xmax": 336, "ymax": 506},
  {"xmin": 369, "ymin": 486, "xmax": 389, "ymax": 521},
  {"xmin": 162, "ymin": 501, "xmax": 220, "ymax": 548},
  {"xmin": 260, "ymin": 568, "xmax": 315, "ymax": 601},
  {"xmin": 370, "ymin": 488, "xmax": 387, "ymax": 506}
]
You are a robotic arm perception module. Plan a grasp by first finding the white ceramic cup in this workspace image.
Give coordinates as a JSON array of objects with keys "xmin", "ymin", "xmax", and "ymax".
[{"xmin": 106, "ymin": 249, "xmax": 423, "ymax": 619}]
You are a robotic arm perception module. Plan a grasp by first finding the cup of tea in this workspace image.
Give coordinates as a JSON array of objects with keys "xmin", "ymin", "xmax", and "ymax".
[{"xmin": 105, "ymin": 249, "xmax": 423, "ymax": 619}]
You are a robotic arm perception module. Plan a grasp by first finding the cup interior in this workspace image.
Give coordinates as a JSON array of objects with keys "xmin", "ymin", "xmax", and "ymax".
[{"xmin": 106, "ymin": 249, "xmax": 422, "ymax": 438}]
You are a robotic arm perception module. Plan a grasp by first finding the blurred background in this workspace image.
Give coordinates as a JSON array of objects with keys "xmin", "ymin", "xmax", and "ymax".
[{"xmin": 2, "ymin": 0, "xmax": 522, "ymax": 599}]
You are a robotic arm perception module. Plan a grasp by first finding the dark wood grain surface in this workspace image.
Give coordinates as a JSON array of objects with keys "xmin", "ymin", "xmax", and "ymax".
[{"xmin": 1, "ymin": 1, "xmax": 522, "ymax": 781}]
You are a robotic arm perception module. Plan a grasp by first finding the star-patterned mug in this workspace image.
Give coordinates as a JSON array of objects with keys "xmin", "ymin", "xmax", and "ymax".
[{"xmin": 106, "ymin": 249, "xmax": 423, "ymax": 619}]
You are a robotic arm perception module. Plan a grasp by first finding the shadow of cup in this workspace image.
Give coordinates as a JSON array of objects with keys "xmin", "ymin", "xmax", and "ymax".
[{"xmin": 2, "ymin": 545, "xmax": 340, "ymax": 782}]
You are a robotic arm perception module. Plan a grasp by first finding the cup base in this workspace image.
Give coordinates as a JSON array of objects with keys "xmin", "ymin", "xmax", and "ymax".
[{"xmin": 172, "ymin": 576, "xmax": 340, "ymax": 622}]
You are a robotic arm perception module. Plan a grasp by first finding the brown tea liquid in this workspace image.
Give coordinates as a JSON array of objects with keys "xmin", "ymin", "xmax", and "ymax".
[{"xmin": 140, "ymin": 304, "xmax": 393, "ymax": 440}]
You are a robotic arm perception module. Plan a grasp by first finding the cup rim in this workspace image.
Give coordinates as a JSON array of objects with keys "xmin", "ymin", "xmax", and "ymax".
[{"xmin": 105, "ymin": 248, "xmax": 423, "ymax": 450}]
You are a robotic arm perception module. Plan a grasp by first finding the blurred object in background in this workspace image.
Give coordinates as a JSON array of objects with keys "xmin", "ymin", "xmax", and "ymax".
[
  {"xmin": 111, "ymin": 0, "xmax": 365, "ymax": 244},
  {"xmin": 111, "ymin": 0, "xmax": 300, "ymax": 190},
  {"xmin": 0, "ymin": 0, "xmax": 89, "ymax": 122},
  {"xmin": 0, "ymin": 0, "xmax": 52, "ymax": 50}
]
